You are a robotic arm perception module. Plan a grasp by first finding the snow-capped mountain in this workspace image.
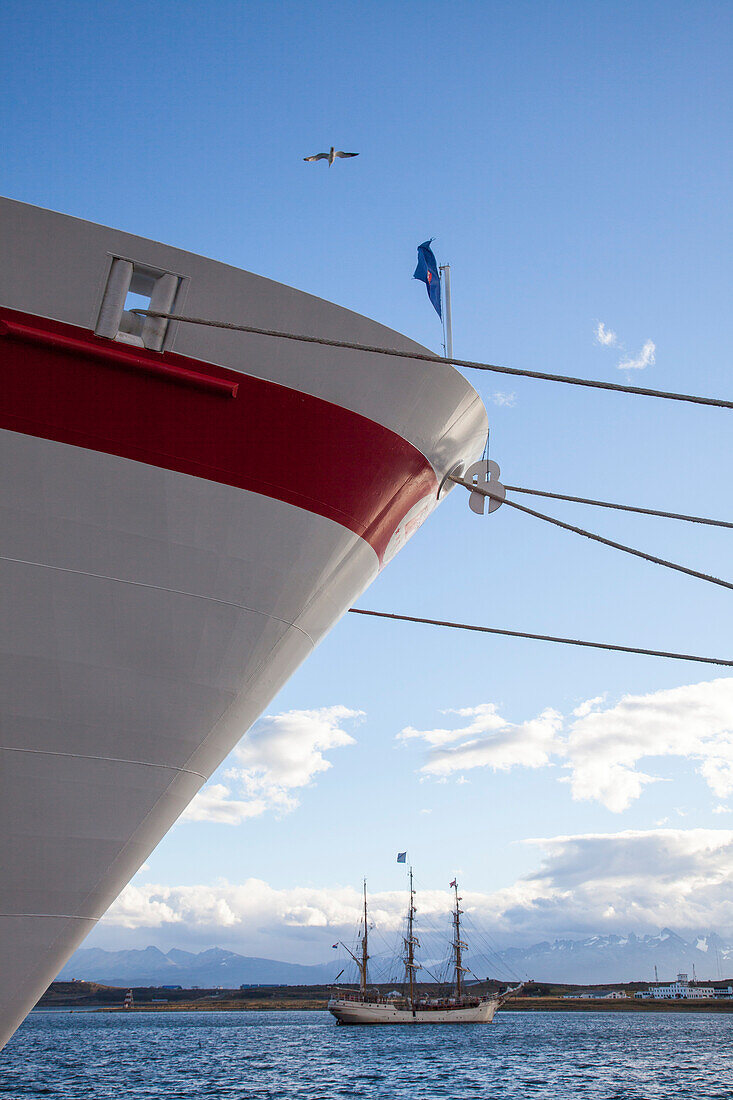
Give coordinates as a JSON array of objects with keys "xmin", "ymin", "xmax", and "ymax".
[
  {"xmin": 496, "ymin": 930, "xmax": 732, "ymax": 984},
  {"xmin": 55, "ymin": 930, "xmax": 733, "ymax": 988}
]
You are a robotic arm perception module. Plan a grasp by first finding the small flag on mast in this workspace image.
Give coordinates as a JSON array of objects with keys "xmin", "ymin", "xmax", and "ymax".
[
  {"xmin": 449, "ymin": 879, "xmax": 457, "ymax": 888},
  {"xmin": 397, "ymin": 852, "xmax": 407, "ymax": 863},
  {"xmin": 331, "ymin": 943, "xmax": 339, "ymax": 949},
  {"xmin": 413, "ymin": 239, "xmax": 442, "ymax": 318}
]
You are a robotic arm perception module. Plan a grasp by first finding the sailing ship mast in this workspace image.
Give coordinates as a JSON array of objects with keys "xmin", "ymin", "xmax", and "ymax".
[
  {"xmin": 360, "ymin": 878, "xmax": 369, "ymax": 995},
  {"xmin": 452, "ymin": 879, "xmax": 468, "ymax": 1000},
  {"xmin": 327, "ymin": 868, "xmax": 520, "ymax": 1024},
  {"xmin": 335, "ymin": 878, "xmax": 370, "ymax": 993},
  {"xmin": 404, "ymin": 866, "xmax": 420, "ymax": 1007}
]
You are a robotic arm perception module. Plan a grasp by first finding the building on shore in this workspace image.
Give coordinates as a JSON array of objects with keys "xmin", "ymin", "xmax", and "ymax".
[
  {"xmin": 562, "ymin": 991, "xmax": 628, "ymax": 1000},
  {"xmin": 634, "ymin": 974, "xmax": 733, "ymax": 1000}
]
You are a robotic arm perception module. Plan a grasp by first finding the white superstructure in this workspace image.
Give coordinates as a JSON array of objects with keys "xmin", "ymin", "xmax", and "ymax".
[
  {"xmin": 634, "ymin": 974, "xmax": 733, "ymax": 1000},
  {"xmin": 0, "ymin": 198, "xmax": 488, "ymax": 1049}
]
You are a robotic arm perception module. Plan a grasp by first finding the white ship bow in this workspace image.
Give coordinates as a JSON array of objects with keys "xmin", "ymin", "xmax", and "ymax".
[{"xmin": 0, "ymin": 198, "xmax": 487, "ymax": 1049}]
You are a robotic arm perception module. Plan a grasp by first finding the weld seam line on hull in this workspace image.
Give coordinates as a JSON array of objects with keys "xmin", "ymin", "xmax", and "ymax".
[
  {"xmin": 0, "ymin": 555, "xmax": 316, "ymax": 646},
  {"xmin": 1, "ymin": 745, "xmax": 207, "ymax": 781},
  {"xmin": 0, "ymin": 913, "xmax": 97, "ymax": 921}
]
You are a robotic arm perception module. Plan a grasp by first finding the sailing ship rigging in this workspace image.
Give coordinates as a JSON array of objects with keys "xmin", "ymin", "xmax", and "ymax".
[
  {"xmin": 328, "ymin": 868, "xmax": 523, "ymax": 1025},
  {"xmin": 336, "ymin": 880, "xmax": 371, "ymax": 996}
]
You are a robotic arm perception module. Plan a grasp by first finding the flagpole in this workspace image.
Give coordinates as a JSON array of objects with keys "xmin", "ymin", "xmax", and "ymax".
[{"xmin": 440, "ymin": 263, "xmax": 453, "ymax": 362}]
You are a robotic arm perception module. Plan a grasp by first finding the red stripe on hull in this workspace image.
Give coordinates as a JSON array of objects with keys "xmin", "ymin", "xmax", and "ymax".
[
  {"xmin": 0, "ymin": 309, "xmax": 437, "ymax": 563},
  {"xmin": 0, "ymin": 317, "xmax": 239, "ymax": 397}
]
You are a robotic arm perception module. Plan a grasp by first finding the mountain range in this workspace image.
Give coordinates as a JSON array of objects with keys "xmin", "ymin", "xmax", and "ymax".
[
  {"xmin": 498, "ymin": 929, "xmax": 732, "ymax": 984},
  {"xmin": 56, "ymin": 930, "xmax": 733, "ymax": 987},
  {"xmin": 56, "ymin": 946, "xmax": 336, "ymax": 988}
]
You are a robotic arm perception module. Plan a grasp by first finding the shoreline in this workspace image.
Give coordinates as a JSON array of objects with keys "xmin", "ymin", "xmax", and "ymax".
[
  {"xmin": 39, "ymin": 981, "xmax": 733, "ymax": 1016},
  {"xmin": 97, "ymin": 996, "xmax": 733, "ymax": 1015}
]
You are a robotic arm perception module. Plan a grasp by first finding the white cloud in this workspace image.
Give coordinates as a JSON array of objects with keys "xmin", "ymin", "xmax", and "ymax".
[
  {"xmin": 399, "ymin": 703, "xmax": 562, "ymax": 777},
  {"xmin": 398, "ymin": 703, "xmax": 507, "ymax": 748},
  {"xmin": 400, "ymin": 679, "xmax": 733, "ymax": 813},
  {"xmin": 564, "ymin": 679, "xmax": 733, "ymax": 812},
  {"xmin": 105, "ymin": 884, "xmax": 182, "ymax": 928},
  {"xmin": 102, "ymin": 879, "xmax": 419, "ymax": 943},
  {"xmin": 182, "ymin": 783, "xmax": 268, "ymax": 824},
  {"xmin": 572, "ymin": 695, "xmax": 606, "ymax": 718},
  {"xmin": 618, "ymin": 339, "xmax": 655, "ymax": 371},
  {"xmin": 492, "ymin": 828, "xmax": 733, "ymax": 938},
  {"xmin": 490, "ymin": 392, "xmax": 516, "ymax": 407},
  {"xmin": 99, "ymin": 829, "xmax": 733, "ymax": 951},
  {"xmin": 594, "ymin": 322, "xmax": 655, "ymax": 372},
  {"xmin": 713, "ymin": 805, "xmax": 731, "ymax": 815},
  {"xmin": 182, "ymin": 705, "xmax": 362, "ymax": 824},
  {"xmin": 595, "ymin": 322, "xmax": 618, "ymax": 347}
]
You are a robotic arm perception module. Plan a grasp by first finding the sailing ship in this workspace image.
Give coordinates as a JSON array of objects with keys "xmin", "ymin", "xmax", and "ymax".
[
  {"xmin": 328, "ymin": 871, "xmax": 522, "ymax": 1024},
  {"xmin": 0, "ymin": 197, "xmax": 488, "ymax": 1050}
]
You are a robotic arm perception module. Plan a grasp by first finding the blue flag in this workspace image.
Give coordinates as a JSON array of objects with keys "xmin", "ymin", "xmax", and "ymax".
[
  {"xmin": 413, "ymin": 239, "xmax": 442, "ymax": 318},
  {"xmin": 397, "ymin": 852, "xmax": 407, "ymax": 863}
]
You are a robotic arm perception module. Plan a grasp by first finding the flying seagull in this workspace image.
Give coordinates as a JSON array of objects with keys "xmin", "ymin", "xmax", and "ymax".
[{"xmin": 304, "ymin": 147, "xmax": 359, "ymax": 166}]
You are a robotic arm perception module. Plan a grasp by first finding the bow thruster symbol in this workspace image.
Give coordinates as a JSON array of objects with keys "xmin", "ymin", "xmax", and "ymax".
[{"xmin": 462, "ymin": 459, "xmax": 506, "ymax": 515}]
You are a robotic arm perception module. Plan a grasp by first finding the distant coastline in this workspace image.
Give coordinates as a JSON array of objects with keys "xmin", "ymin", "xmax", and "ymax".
[
  {"xmin": 99, "ymin": 998, "xmax": 733, "ymax": 1014},
  {"xmin": 100, "ymin": 996, "xmax": 733, "ymax": 1015},
  {"xmin": 38, "ymin": 982, "xmax": 733, "ymax": 1015}
]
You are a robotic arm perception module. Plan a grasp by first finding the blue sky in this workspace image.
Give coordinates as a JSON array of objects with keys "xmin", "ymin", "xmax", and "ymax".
[{"xmin": 3, "ymin": 0, "xmax": 732, "ymax": 961}]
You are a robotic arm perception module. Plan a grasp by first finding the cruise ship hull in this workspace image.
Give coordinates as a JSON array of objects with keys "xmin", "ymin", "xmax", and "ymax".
[{"xmin": 0, "ymin": 197, "xmax": 488, "ymax": 1049}]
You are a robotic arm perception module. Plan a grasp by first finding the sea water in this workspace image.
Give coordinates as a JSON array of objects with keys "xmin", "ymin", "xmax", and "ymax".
[{"xmin": 1, "ymin": 1009, "xmax": 732, "ymax": 1099}]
